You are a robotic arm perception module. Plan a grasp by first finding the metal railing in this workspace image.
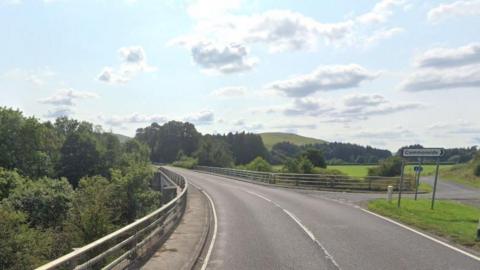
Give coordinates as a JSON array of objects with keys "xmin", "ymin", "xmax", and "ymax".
[
  {"xmin": 195, "ymin": 166, "xmax": 414, "ymax": 191},
  {"xmin": 36, "ymin": 167, "xmax": 188, "ymax": 270}
]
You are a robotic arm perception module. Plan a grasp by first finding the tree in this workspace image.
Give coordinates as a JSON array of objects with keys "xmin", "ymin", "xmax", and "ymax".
[
  {"xmin": 196, "ymin": 136, "xmax": 233, "ymax": 167},
  {"xmin": 246, "ymin": 157, "xmax": 272, "ymax": 172},
  {"xmin": 57, "ymin": 131, "xmax": 101, "ymax": 187},
  {"xmin": 136, "ymin": 121, "xmax": 201, "ymax": 163},
  {"xmin": 0, "ymin": 204, "xmax": 52, "ymax": 270},
  {"xmin": 282, "ymin": 156, "xmax": 314, "ymax": 173},
  {"xmin": 5, "ymin": 177, "xmax": 73, "ymax": 229},
  {"xmin": 66, "ymin": 176, "xmax": 116, "ymax": 244},
  {"xmin": 110, "ymin": 164, "xmax": 160, "ymax": 223},
  {"xmin": 270, "ymin": 142, "xmax": 302, "ymax": 164},
  {"xmin": 0, "ymin": 168, "xmax": 25, "ymax": 201},
  {"xmin": 302, "ymin": 149, "xmax": 326, "ymax": 168}
]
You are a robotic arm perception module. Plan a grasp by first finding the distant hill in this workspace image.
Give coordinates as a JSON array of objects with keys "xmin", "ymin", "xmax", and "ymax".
[
  {"xmin": 259, "ymin": 132, "xmax": 327, "ymax": 149},
  {"xmin": 113, "ymin": 133, "xmax": 131, "ymax": 143}
]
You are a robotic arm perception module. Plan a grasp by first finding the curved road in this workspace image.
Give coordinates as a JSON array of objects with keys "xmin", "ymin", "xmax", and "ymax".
[{"xmin": 171, "ymin": 168, "xmax": 479, "ymax": 270}]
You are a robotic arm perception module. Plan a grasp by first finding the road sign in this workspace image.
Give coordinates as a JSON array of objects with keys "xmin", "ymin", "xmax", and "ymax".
[
  {"xmin": 402, "ymin": 148, "xmax": 445, "ymax": 158},
  {"xmin": 414, "ymin": 166, "xmax": 423, "ymax": 172}
]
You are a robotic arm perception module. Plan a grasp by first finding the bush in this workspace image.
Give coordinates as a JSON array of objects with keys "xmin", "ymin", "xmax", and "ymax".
[
  {"xmin": 368, "ymin": 156, "xmax": 403, "ymax": 177},
  {"xmin": 172, "ymin": 156, "xmax": 198, "ymax": 169},
  {"xmin": 282, "ymin": 156, "xmax": 314, "ymax": 174},
  {"xmin": 245, "ymin": 157, "xmax": 272, "ymax": 172}
]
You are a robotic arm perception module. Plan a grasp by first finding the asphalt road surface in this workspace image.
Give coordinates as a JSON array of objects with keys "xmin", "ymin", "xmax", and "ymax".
[{"xmin": 170, "ymin": 167, "xmax": 479, "ymax": 270}]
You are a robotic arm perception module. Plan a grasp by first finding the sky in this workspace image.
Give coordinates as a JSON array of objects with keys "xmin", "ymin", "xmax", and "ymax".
[{"xmin": 1, "ymin": 0, "xmax": 480, "ymax": 151}]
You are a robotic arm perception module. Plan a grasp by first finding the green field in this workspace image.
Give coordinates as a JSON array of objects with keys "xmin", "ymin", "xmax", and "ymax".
[
  {"xmin": 259, "ymin": 132, "xmax": 326, "ymax": 150},
  {"xmin": 328, "ymin": 165, "xmax": 375, "ymax": 177},
  {"xmin": 368, "ymin": 199, "xmax": 480, "ymax": 252}
]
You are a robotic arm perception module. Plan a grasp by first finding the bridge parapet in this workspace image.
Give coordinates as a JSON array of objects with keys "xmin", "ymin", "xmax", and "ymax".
[
  {"xmin": 36, "ymin": 167, "xmax": 188, "ymax": 270},
  {"xmin": 195, "ymin": 166, "xmax": 414, "ymax": 191}
]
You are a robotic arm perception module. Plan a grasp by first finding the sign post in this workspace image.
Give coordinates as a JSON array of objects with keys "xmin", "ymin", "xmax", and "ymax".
[
  {"xmin": 414, "ymin": 158, "xmax": 423, "ymax": 200},
  {"xmin": 431, "ymin": 157, "xmax": 441, "ymax": 210},
  {"xmin": 397, "ymin": 159, "xmax": 405, "ymax": 208},
  {"xmin": 401, "ymin": 148, "xmax": 445, "ymax": 209}
]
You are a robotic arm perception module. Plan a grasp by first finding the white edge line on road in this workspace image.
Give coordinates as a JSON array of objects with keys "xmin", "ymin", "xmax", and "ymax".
[
  {"xmin": 190, "ymin": 182, "xmax": 218, "ymax": 270},
  {"xmin": 359, "ymin": 208, "xmax": 480, "ymax": 262},
  {"xmin": 243, "ymin": 190, "xmax": 341, "ymax": 269}
]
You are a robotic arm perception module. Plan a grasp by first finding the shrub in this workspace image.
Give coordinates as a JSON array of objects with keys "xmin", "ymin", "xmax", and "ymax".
[
  {"xmin": 172, "ymin": 156, "xmax": 198, "ymax": 169},
  {"xmin": 368, "ymin": 156, "xmax": 403, "ymax": 177},
  {"xmin": 282, "ymin": 156, "xmax": 314, "ymax": 174},
  {"xmin": 245, "ymin": 157, "xmax": 272, "ymax": 172}
]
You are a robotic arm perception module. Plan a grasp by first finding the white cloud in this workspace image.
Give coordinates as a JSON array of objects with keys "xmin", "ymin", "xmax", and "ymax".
[
  {"xmin": 363, "ymin": 27, "xmax": 404, "ymax": 46},
  {"xmin": 357, "ymin": 0, "xmax": 406, "ymax": 25},
  {"xmin": 184, "ymin": 110, "xmax": 215, "ymax": 125},
  {"xmin": 172, "ymin": 41, "xmax": 257, "ymax": 74},
  {"xmin": 352, "ymin": 127, "xmax": 416, "ymax": 139},
  {"xmin": 98, "ymin": 46, "xmax": 156, "ymax": 84},
  {"xmin": 267, "ymin": 64, "xmax": 379, "ymax": 97},
  {"xmin": 211, "ymin": 86, "xmax": 247, "ymax": 97},
  {"xmin": 39, "ymin": 89, "xmax": 98, "ymax": 106},
  {"xmin": 343, "ymin": 93, "xmax": 387, "ymax": 107},
  {"xmin": 273, "ymin": 93, "xmax": 422, "ymax": 122},
  {"xmin": 428, "ymin": 0, "xmax": 480, "ymax": 23},
  {"xmin": 283, "ymin": 97, "xmax": 334, "ymax": 116},
  {"xmin": 415, "ymin": 43, "xmax": 480, "ymax": 69},
  {"xmin": 401, "ymin": 65, "xmax": 480, "ymax": 91},
  {"xmin": 172, "ymin": 1, "xmax": 407, "ymax": 71},
  {"xmin": 101, "ymin": 113, "xmax": 168, "ymax": 127}
]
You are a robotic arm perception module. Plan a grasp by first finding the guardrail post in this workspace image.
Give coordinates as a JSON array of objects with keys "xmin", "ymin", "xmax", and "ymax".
[{"xmin": 368, "ymin": 178, "xmax": 372, "ymax": 191}]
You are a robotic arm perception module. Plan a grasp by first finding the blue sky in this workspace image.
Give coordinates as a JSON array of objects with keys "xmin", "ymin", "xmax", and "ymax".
[{"xmin": 1, "ymin": 0, "xmax": 480, "ymax": 151}]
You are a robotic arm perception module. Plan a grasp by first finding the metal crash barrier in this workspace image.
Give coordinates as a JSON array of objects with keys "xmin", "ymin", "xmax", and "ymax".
[
  {"xmin": 36, "ymin": 167, "xmax": 187, "ymax": 270},
  {"xmin": 195, "ymin": 166, "xmax": 414, "ymax": 191}
]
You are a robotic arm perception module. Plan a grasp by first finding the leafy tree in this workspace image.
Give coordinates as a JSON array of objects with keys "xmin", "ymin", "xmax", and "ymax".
[
  {"xmin": 57, "ymin": 131, "xmax": 101, "ymax": 187},
  {"xmin": 368, "ymin": 156, "xmax": 403, "ymax": 177},
  {"xmin": 136, "ymin": 121, "xmax": 201, "ymax": 163},
  {"xmin": 110, "ymin": 164, "xmax": 160, "ymax": 223},
  {"xmin": 0, "ymin": 168, "xmax": 25, "ymax": 201},
  {"xmin": 225, "ymin": 132, "xmax": 268, "ymax": 164},
  {"xmin": 5, "ymin": 177, "xmax": 73, "ymax": 229},
  {"xmin": 66, "ymin": 176, "xmax": 116, "ymax": 244},
  {"xmin": 297, "ymin": 156, "xmax": 314, "ymax": 173},
  {"xmin": 0, "ymin": 204, "xmax": 52, "ymax": 270},
  {"xmin": 301, "ymin": 149, "xmax": 326, "ymax": 168},
  {"xmin": 270, "ymin": 142, "xmax": 302, "ymax": 164},
  {"xmin": 196, "ymin": 136, "xmax": 233, "ymax": 167},
  {"xmin": 245, "ymin": 157, "xmax": 272, "ymax": 172}
]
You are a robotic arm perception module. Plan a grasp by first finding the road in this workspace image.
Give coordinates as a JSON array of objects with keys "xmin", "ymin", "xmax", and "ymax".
[{"xmin": 170, "ymin": 167, "xmax": 479, "ymax": 270}]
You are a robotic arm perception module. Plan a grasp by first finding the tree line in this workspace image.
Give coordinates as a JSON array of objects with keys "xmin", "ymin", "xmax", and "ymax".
[{"xmin": 0, "ymin": 107, "xmax": 159, "ymax": 269}]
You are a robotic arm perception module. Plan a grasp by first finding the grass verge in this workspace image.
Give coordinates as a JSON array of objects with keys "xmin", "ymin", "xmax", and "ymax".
[{"xmin": 368, "ymin": 199, "xmax": 480, "ymax": 252}]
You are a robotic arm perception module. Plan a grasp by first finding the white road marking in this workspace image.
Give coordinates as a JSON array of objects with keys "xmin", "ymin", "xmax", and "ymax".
[
  {"xmin": 189, "ymin": 182, "xmax": 218, "ymax": 270},
  {"xmin": 359, "ymin": 208, "xmax": 480, "ymax": 262},
  {"xmin": 242, "ymin": 189, "xmax": 341, "ymax": 269}
]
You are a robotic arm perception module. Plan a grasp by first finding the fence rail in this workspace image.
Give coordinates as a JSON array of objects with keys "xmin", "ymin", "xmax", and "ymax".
[
  {"xmin": 36, "ymin": 167, "xmax": 188, "ymax": 270},
  {"xmin": 195, "ymin": 166, "xmax": 414, "ymax": 191}
]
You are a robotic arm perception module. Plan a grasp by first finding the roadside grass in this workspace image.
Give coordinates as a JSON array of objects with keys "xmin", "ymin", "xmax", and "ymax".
[
  {"xmin": 440, "ymin": 164, "xmax": 480, "ymax": 189},
  {"xmin": 368, "ymin": 199, "xmax": 480, "ymax": 252},
  {"xmin": 404, "ymin": 164, "xmax": 454, "ymax": 177},
  {"xmin": 418, "ymin": 182, "xmax": 432, "ymax": 193}
]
